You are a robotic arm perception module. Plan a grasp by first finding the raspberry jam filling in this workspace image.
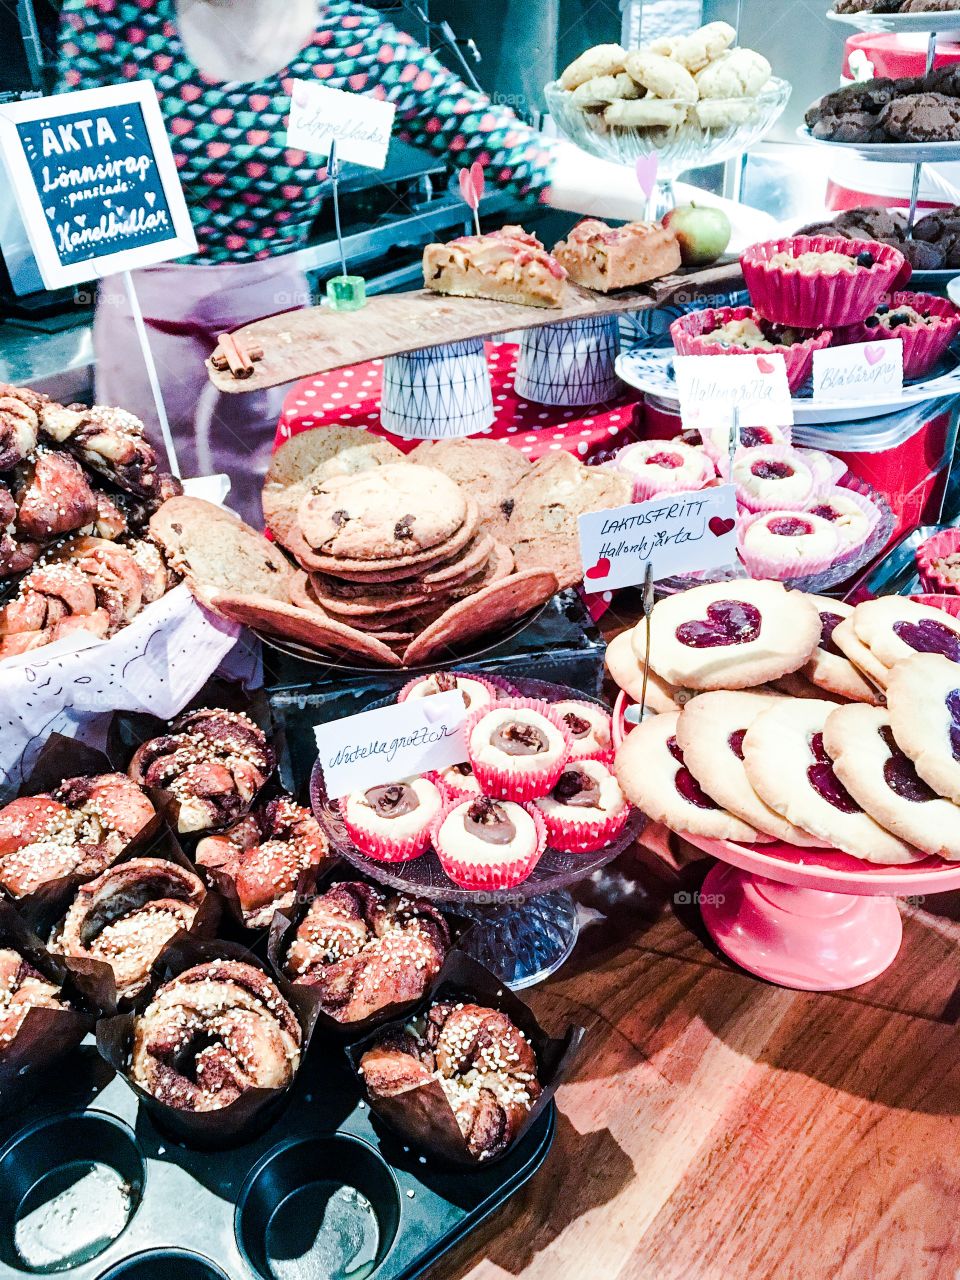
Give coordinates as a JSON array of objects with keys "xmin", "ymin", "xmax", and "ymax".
[
  {"xmin": 806, "ymin": 732, "xmax": 860, "ymax": 814},
  {"xmin": 741, "ymin": 427, "xmax": 774, "ymax": 448},
  {"xmin": 878, "ymin": 726, "xmax": 936, "ymax": 804},
  {"xmin": 647, "ymin": 451, "xmax": 683, "ymax": 470},
  {"xmin": 809, "ymin": 504, "xmax": 839, "ymax": 522},
  {"xmin": 767, "ymin": 516, "xmax": 814, "ymax": 537},
  {"xmin": 818, "ymin": 611, "xmax": 844, "ymax": 658},
  {"xmin": 667, "ymin": 736, "xmax": 719, "ymax": 810},
  {"xmin": 675, "ymin": 601, "xmax": 762, "ymax": 649},
  {"xmin": 751, "ymin": 460, "xmax": 793, "ymax": 481},
  {"xmin": 948, "ymin": 688, "xmax": 960, "ymax": 762},
  {"xmin": 893, "ymin": 619, "xmax": 960, "ymax": 662},
  {"xmin": 728, "ymin": 729, "xmax": 746, "ymax": 760}
]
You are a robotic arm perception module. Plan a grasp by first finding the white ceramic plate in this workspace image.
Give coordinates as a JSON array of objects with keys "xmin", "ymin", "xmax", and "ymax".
[
  {"xmin": 797, "ymin": 126, "xmax": 960, "ymax": 165},
  {"xmin": 826, "ymin": 8, "xmax": 960, "ymax": 36},
  {"xmin": 616, "ymin": 344, "xmax": 960, "ymax": 424}
]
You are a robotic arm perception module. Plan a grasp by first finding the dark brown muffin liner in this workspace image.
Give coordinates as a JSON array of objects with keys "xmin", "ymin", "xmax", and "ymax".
[
  {"xmin": 345, "ymin": 951, "xmax": 584, "ymax": 1168},
  {"xmin": 96, "ymin": 933, "xmax": 321, "ymax": 1150},
  {"xmin": 3, "ymin": 734, "xmax": 162, "ymax": 925},
  {"xmin": 266, "ymin": 868, "xmax": 463, "ymax": 1041},
  {"xmin": 0, "ymin": 900, "xmax": 95, "ymax": 1116}
]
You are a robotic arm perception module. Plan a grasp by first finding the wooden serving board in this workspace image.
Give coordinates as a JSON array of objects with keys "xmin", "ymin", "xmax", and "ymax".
[{"xmin": 206, "ymin": 261, "xmax": 744, "ymax": 394}]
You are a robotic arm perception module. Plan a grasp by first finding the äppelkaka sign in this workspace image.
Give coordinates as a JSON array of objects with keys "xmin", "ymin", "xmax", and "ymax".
[{"xmin": 0, "ymin": 81, "xmax": 195, "ymax": 288}]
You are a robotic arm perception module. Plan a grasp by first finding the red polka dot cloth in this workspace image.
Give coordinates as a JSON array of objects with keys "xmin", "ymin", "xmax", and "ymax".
[
  {"xmin": 58, "ymin": 0, "xmax": 557, "ymax": 264},
  {"xmin": 274, "ymin": 344, "xmax": 643, "ymax": 620}
]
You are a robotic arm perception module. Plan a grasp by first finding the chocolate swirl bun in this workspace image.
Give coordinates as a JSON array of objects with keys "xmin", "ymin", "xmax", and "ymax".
[
  {"xmin": 128, "ymin": 709, "xmax": 275, "ymax": 833},
  {"xmin": 196, "ymin": 796, "xmax": 328, "ymax": 928},
  {"xmin": 40, "ymin": 403, "xmax": 171, "ymax": 499},
  {"xmin": 0, "ymin": 387, "xmax": 41, "ymax": 472},
  {"xmin": 283, "ymin": 881, "xmax": 450, "ymax": 1023},
  {"xmin": 0, "ymin": 774, "xmax": 156, "ymax": 898},
  {"xmin": 14, "ymin": 450, "xmax": 97, "ymax": 542},
  {"xmin": 0, "ymin": 484, "xmax": 40, "ymax": 579},
  {"xmin": 130, "ymin": 959, "xmax": 301, "ymax": 1111},
  {"xmin": 0, "ymin": 946, "xmax": 66, "ymax": 1049},
  {"xmin": 360, "ymin": 1000, "xmax": 541, "ymax": 1160},
  {"xmin": 53, "ymin": 858, "xmax": 205, "ymax": 999}
]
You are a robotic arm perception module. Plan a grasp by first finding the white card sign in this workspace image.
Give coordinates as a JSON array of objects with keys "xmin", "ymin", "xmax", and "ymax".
[
  {"xmin": 578, "ymin": 485, "xmax": 739, "ymax": 593},
  {"xmin": 673, "ymin": 353, "xmax": 794, "ymax": 431},
  {"xmin": 812, "ymin": 338, "xmax": 903, "ymax": 402},
  {"xmin": 316, "ymin": 692, "xmax": 468, "ymax": 800},
  {"xmin": 287, "ymin": 81, "xmax": 395, "ymax": 169},
  {"xmin": 0, "ymin": 81, "xmax": 197, "ymax": 289}
]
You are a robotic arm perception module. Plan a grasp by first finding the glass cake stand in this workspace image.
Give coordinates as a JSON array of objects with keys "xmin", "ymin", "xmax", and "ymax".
[
  {"xmin": 309, "ymin": 679, "xmax": 645, "ymax": 990},
  {"xmin": 544, "ymin": 77, "xmax": 792, "ymax": 218}
]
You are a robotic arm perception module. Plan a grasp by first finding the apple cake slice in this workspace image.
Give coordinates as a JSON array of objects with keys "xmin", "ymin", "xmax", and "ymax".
[
  {"xmin": 552, "ymin": 218, "xmax": 681, "ymax": 292},
  {"xmin": 422, "ymin": 225, "xmax": 567, "ymax": 308}
]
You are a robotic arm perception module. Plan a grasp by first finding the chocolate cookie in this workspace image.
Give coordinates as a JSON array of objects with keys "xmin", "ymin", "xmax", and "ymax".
[{"xmin": 881, "ymin": 92, "xmax": 960, "ymax": 143}]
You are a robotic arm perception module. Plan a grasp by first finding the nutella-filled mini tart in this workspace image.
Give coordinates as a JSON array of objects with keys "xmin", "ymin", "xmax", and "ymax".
[
  {"xmin": 552, "ymin": 700, "xmax": 613, "ymax": 762},
  {"xmin": 534, "ymin": 758, "xmax": 629, "ymax": 853},
  {"xmin": 464, "ymin": 698, "xmax": 572, "ymax": 801},
  {"xmin": 429, "ymin": 761, "xmax": 485, "ymax": 803},
  {"xmin": 342, "ymin": 776, "xmax": 443, "ymax": 862},
  {"xmin": 432, "ymin": 796, "xmax": 547, "ymax": 890},
  {"xmin": 398, "ymin": 670, "xmax": 498, "ymax": 712}
]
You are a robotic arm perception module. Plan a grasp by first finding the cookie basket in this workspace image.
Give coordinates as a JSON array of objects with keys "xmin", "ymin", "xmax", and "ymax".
[
  {"xmin": 0, "ymin": 1036, "xmax": 554, "ymax": 1280},
  {"xmin": 544, "ymin": 76, "xmax": 792, "ymax": 216}
]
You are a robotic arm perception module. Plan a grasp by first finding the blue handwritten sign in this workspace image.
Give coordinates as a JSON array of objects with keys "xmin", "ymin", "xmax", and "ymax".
[{"xmin": 0, "ymin": 82, "xmax": 196, "ymax": 288}]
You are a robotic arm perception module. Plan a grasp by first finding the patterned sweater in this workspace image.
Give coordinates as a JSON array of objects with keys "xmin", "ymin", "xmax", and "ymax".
[{"xmin": 58, "ymin": 0, "xmax": 556, "ymax": 264}]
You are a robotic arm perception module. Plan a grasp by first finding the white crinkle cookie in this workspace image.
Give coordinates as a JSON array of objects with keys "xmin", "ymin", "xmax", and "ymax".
[
  {"xmin": 670, "ymin": 22, "xmax": 738, "ymax": 72},
  {"xmin": 695, "ymin": 48, "xmax": 772, "ymax": 99},
  {"xmin": 571, "ymin": 72, "xmax": 640, "ymax": 108},
  {"xmin": 625, "ymin": 51, "xmax": 700, "ymax": 103},
  {"xmin": 695, "ymin": 99, "xmax": 759, "ymax": 129},
  {"xmin": 559, "ymin": 44, "xmax": 627, "ymax": 90},
  {"xmin": 604, "ymin": 99, "xmax": 687, "ymax": 129}
]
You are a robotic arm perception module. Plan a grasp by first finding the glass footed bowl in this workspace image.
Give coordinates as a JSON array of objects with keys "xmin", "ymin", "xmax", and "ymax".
[{"xmin": 543, "ymin": 76, "xmax": 792, "ymax": 177}]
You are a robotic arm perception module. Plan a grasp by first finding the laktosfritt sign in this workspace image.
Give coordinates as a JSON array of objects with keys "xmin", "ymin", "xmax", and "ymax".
[{"xmin": 0, "ymin": 81, "xmax": 196, "ymax": 288}]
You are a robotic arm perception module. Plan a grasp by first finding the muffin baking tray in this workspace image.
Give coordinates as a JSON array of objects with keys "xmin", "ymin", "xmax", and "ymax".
[{"xmin": 0, "ymin": 1040, "xmax": 554, "ymax": 1280}]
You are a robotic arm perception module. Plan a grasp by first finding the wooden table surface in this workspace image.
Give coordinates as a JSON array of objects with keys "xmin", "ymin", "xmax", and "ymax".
[{"xmin": 424, "ymin": 613, "xmax": 960, "ymax": 1280}]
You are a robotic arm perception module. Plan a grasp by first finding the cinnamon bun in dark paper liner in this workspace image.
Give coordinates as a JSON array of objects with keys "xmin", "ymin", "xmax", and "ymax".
[
  {"xmin": 267, "ymin": 871, "xmax": 459, "ymax": 1040},
  {"xmin": 96, "ymin": 934, "xmax": 320, "ymax": 1149},
  {"xmin": 45, "ymin": 825, "xmax": 222, "ymax": 1014},
  {"xmin": 0, "ymin": 734, "xmax": 160, "ymax": 925},
  {"xmin": 346, "ymin": 951, "xmax": 584, "ymax": 1167},
  {"xmin": 0, "ymin": 900, "xmax": 96, "ymax": 1116}
]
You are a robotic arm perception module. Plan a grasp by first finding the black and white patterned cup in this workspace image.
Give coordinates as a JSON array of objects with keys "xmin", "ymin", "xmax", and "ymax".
[
  {"xmin": 514, "ymin": 315, "xmax": 621, "ymax": 407},
  {"xmin": 380, "ymin": 338, "xmax": 495, "ymax": 438}
]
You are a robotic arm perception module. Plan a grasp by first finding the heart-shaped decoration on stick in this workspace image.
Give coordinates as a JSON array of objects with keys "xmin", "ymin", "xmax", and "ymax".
[
  {"xmin": 635, "ymin": 154, "xmax": 658, "ymax": 199},
  {"xmin": 458, "ymin": 160, "xmax": 485, "ymax": 236}
]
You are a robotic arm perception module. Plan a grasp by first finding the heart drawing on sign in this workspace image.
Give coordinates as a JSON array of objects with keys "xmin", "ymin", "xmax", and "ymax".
[
  {"xmin": 103, "ymin": 199, "xmax": 111, "ymax": 208},
  {"xmin": 585, "ymin": 557, "xmax": 611, "ymax": 581},
  {"xmin": 145, "ymin": 192, "xmax": 156, "ymax": 207},
  {"xmin": 708, "ymin": 516, "xmax": 735, "ymax": 537},
  {"xmin": 44, "ymin": 207, "xmax": 54, "ymax": 219},
  {"xmin": 864, "ymin": 344, "xmax": 885, "ymax": 367},
  {"xmin": 74, "ymin": 214, "xmax": 86, "ymax": 226},
  {"xmin": 756, "ymin": 356, "xmax": 776, "ymax": 374}
]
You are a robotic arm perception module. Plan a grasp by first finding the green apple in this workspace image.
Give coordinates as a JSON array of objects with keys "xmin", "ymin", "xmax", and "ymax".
[{"xmin": 663, "ymin": 203, "xmax": 732, "ymax": 267}]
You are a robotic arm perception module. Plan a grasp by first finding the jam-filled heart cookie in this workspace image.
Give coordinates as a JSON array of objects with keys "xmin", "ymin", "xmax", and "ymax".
[
  {"xmin": 742, "ymin": 698, "xmax": 920, "ymax": 863},
  {"xmin": 824, "ymin": 702, "xmax": 960, "ymax": 861},
  {"xmin": 607, "ymin": 629, "xmax": 698, "ymax": 713},
  {"xmin": 675, "ymin": 691, "xmax": 821, "ymax": 845},
  {"xmin": 646, "ymin": 580, "xmax": 821, "ymax": 691},
  {"xmin": 801, "ymin": 596, "xmax": 883, "ymax": 704},
  {"xmin": 614, "ymin": 710, "xmax": 759, "ymax": 841},
  {"xmin": 887, "ymin": 652, "xmax": 960, "ymax": 806},
  {"xmin": 840, "ymin": 597, "xmax": 960, "ymax": 687}
]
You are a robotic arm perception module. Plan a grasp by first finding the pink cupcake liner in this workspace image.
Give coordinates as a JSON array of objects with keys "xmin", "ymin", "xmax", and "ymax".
[
  {"xmin": 464, "ymin": 697, "xmax": 573, "ymax": 802},
  {"xmin": 805, "ymin": 485, "xmax": 880, "ymax": 550},
  {"xmin": 725, "ymin": 444, "xmax": 816, "ymax": 513},
  {"xmin": 799, "ymin": 448, "xmax": 845, "ymax": 493},
  {"xmin": 397, "ymin": 671, "xmax": 499, "ymax": 711},
  {"xmin": 737, "ymin": 509, "xmax": 842, "ymax": 581},
  {"xmin": 431, "ymin": 799, "xmax": 547, "ymax": 891},
  {"xmin": 552, "ymin": 699, "xmax": 614, "ymax": 761},
  {"xmin": 916, "ymin": 529, "xmax": 960, "ymax": 595},
  {"xmin": 670, "ymin": 305, "xmax": 833, "ymax": 393},
  {"xmin": 426, "ymin": 766, "xmax": 484, "ymax": 804},
  {"xmin": 700, "ymin": 421, "xmax": 791, "ymax": 466},
  {"xmin": 617, "ymin": 442, "xmax": 715, "ymax": 502},
  {"xmin": 837, "ymin": 291, "xmax": 960, "ymax": 380},
  {"xmin": 537, "ymin": 800, "xmax": 630, "ymax": 854},
  {"xmin": 342, "ymin": 806, "xmax": 435, "ymax": 864},
  {"xmin": 740, "ymin": 236, "xmax": 909, "ymax": 329},
  {"xmin": 909, "ymin": 592, "xmax": 960, "ymax": 618}
]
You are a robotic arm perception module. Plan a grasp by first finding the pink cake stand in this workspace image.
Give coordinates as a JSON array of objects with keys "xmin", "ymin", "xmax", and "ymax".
[{"xmin": 680, "ymin": 834, "xmax": 960, "ymax": 991}]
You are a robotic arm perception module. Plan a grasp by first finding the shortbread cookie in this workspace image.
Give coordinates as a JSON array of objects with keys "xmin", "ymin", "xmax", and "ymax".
[
  {"xmin": 669, "ymin": 22, "xmax": 737, "ymax": 73},
  {"xmin": 604, "ymin": 99, "xmax": 687, "ymax": 128},
  {"xmin": 676, "ymin": 692, "xmax": 821, "ymax": 845},
  {"xmin": 831, "ymin": 617, "xmax": 891, "ymax": 689},
  {"xmin": 695, "ymin": 48, "xmax": 771, "ymax": 99},
  {"xmin": 614, "ymin": 710, "xmax": 758, "ymax": 841},
  {"xmin": 605, "ymin": 629, "xmax": 695, "ymax": 713},
  {"xmin": 801, "ymin": 597, "xmax": 882, "ymax": 704},
  {"xmin": 849, "ymin": 597, "xmax": 960, "ymax": 675},
  {"xmin": 743, "ymin": 698, "xmax": 919, "ymax": 863},
  {"xmin": 646, "ymin": 580, "xmax": 822, "ymax": 691},
  {"xmin": 824, "ymin": 703, "xmax": 960, "ymax": 860},
  {"xmin": 887, "ymin": 653, "xmax": 960, "ymax": 805},
  {"xmin": 625, "ymin": 51, "xmax": 699, "ymax": 103},
  {"xmin": 572, "ymin": 73, "xmax": 639, "ymax": 108},
  {"xmin": 560, "ymin": 44, "xmax": 627, "ymax": 91}
]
